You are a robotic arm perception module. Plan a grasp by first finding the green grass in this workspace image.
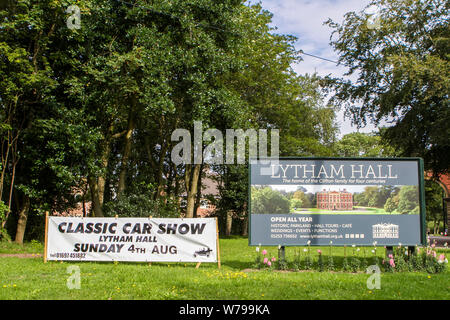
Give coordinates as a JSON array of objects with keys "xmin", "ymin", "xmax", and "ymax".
[{"xmin": 0, "ymin": 238, "xmax": 449, "ymax": 300}]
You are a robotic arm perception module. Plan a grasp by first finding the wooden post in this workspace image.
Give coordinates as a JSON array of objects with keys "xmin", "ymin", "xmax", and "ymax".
[
  {"xmin": 43, "ymin": 211, "xmax": 49, "ymax": 263},
  {"xmin": 216, "ymin": 217, "xmax": 221, "ymax": 269}
]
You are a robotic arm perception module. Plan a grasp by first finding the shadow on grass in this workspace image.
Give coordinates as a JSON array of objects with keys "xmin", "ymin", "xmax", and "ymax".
[
  {"xmin": 221, "ymin": 256, "xmax": 381, "ymax": 272},
  {"xmin": 219, "ymin": 235, "xmax": 248, "ymax": 240},
  {"xmin": 221, "ymin": 259, "xmax": 254, "ymax": 270}
]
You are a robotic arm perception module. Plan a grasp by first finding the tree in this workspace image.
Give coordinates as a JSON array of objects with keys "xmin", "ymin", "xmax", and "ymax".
[
  {"xmin": 384, "ymin": 197, "xmax": 396, "ymax": 213},
  {"xmin": 0, "ymin": 0, "xmax": 104, "ymax": 243},
  {"xmin": 214, "ymin": 164, "xmax": 249, "ymax": 235},
  {"xmin": 355, "ymin": 185, "xmax": 396, "ymax": 209},
  {"xmin": 64, "ymin": 0, "xmax": 247, "ymax": 218},
  {"xmin": 425, "ymin": 180, "xmax": 445, "ymax": 234},
  {"xmin": 384, "ymin": 187, "xmax": 400, "ymax": 213},
  {"xmin": 251, "ymin": 187, "xmax": 290, "ymax": 214},
  {"xmin": 397, "ymin": 185, "xmax": 420, "ymax": 214},
  {"xmin": 0, "ymin": 0, "xmax": 338, "ymax": 241},
  {"xmin": 290, "ymin": 198, "xmax": 303, "ymax": 211},
  {"xmin": 326, "ymin": 0, "xmax": 450, "ymax": 174},
  {"xmin": 213, "ymin": 3, "xmax": 337, "ymax": 234},
  {"xmin": 292, "ymin": 190, "xmax": 311, "ymax": 208},
  {"xmin": 334, "ymin": 132, "xmax": 396, "ymax": 157}
]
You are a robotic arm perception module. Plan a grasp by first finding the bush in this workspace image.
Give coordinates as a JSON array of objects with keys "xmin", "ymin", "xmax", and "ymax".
[
  {"xmin": 24, "ymin": 210, "xmax": 45, "ymax": 242},
  {"xmin": 103, "ymin": 194, "xmax": 180, "ymax": 218},
  {"xmin": 397, "ymin": 186, "xmax": 419, "ymax": 214},
  {"xmin": 0, "ymin": 201, "xmax": 10, "ymax": 241},
  {"xmin": 411, "ymin": 206, "xmax": 420, "ymax": 215},
  {"xmin": 251, "ymin": 245, "xmax": 447, "ymax": 274},
  {"xmin": 381, "ymin": 246, "xmax": 447, "ymax": 273}
]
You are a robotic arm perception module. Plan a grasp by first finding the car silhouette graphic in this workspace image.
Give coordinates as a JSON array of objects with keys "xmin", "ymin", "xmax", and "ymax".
[{"xmin": 193, "ymin": 247, "xmax": 212, "ymax": 257}]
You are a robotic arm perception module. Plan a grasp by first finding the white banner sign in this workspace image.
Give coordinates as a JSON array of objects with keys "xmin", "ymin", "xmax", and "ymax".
[{"xmin": 46, "ymin": 217, "xmax": 218, "ymax": 262}]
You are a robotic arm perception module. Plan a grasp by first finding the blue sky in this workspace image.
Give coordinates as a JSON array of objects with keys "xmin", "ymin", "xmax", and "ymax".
[{"xmin": 256, "ymin": 0, "xmax": 379, "ymax": 136}]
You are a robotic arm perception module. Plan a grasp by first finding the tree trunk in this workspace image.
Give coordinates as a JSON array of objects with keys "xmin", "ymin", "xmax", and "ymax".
[
  {"xmin": 155, "ymin": 139, "xmax": 169, "ymax": 200},
  {"xmin": 193, "ymin": 163, "xmax": 204, "ymax": 218},
  {"xmin": 166, "ymin": 162, "xmax": 174, "ymax": 197},
  {"xmin": 172, "ymin": 163, "xmax": 181, "ymax": 214},
  {"xmin": 185, "ymin": 164, "xmax": 202, "ymax": 218},
  {"xmin": 118, "ymin": 103, "xmax": 136, "ymax": 197},
  {"xmin": 436, "ymin": 219, "xmax": 442, "ymax": 234},
  {"xmin": 14, "ymin": 195, "xmax": 30, "ymax": 244},
  {"xmin": 88, "ymin": 176, "xmax": 104, "ymax": 217},
  {"xmin": 97, "ymin": 140, "xmax": 111, "ymax": 207},
  {"xmin": 2, "ymin": 149, "xmax": 17, "ymax": 229},
  {"xmin": 241, "ymin": 201, "xmax": 248, "ymax": 236},
  {"xmin": 0, "ymin": 130, "xmax": 12, "ymax": 201},
  {"xmin": 226, "ymin": 210, "xmax": 233, "ymax": 236},
  {"xmin": 241, "ymin": 215, "xmax": 248, "ymax": 236}
]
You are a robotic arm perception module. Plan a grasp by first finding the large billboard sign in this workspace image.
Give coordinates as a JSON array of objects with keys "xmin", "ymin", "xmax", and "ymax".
[
  {"xmin": 249, "ymin": 158, "xmax": 426, "ymax": 246},
  {"xmin": 46, "ymin": 217, "xmax": 218, "ymax": 262}
]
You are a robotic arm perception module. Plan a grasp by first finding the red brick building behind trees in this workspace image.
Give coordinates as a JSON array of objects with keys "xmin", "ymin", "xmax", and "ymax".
[{"xmin": 316, "ymin": 189, "xmax": 353, "ymax": 211}]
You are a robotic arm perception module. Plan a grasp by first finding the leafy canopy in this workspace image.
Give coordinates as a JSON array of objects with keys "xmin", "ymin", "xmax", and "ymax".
[{"xmin": 326, "ymin": 0, "xmax": 450, "ymax": 174}]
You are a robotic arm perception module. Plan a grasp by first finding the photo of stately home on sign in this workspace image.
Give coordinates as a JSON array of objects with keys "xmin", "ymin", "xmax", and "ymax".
[
  {"xmin": 316, "ymin": 189, "xmax": 353, "ymax": 211},
  {"xmin": 250, "ymin": 184, "xmax": 420, "ymax": 215}
]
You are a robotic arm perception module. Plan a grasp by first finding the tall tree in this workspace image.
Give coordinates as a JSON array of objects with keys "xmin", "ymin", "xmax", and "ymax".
[
  {"xmin": 425, "ymin": 180, "xmax": 445, "ymax": 234},
  {"xmin": 213, "ymin": 4, "xmax": 337, "ymax": 233},
  {"xmin": 0, "ymin": 0, "xmax": 338, "ymax": 242},
  {"xmin": 334, "ymin": 131, "xmax": 396, "ymax": 157},
  {"xmin": 0, "ymin": 0, "xmax": 104, "ymax": 242},
  {"xmin": 326, "ymin": 0, "xmax": 449, "ymax": 174}
]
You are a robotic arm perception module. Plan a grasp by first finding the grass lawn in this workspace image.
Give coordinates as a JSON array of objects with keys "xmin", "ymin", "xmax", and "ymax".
[{"xmin": 0, "ymin": 237, "xmax": 449, "ymax": 300}]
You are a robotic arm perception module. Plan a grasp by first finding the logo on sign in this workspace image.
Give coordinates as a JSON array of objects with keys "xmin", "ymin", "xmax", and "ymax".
[{"xmin": 372, "ymin": 223, "xmax": 399, "ymax": 239}]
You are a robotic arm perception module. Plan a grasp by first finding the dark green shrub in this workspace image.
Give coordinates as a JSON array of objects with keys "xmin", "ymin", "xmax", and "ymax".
[{"xmin": 104, "ymin": 194, "xmax": 179, "ymax": 218}]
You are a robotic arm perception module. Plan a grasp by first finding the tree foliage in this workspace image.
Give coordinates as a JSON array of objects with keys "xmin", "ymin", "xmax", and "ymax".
[
  {"xmin": 334, "ymin": 131, "xmax": 396, "ymax": 157},
  {"xmin": 396, "ymin": 185, "xmax": 420, "ymax": 214},
  {"xmin": 0, "ymin": 0, "xmax": 337, "ymax": 241},
  {"xmin": 424, "ymin": 179, "xmax": 445, "ymax": 233},
  {"xmin": 250, "ymin": 186, "xmax": 290, "ymax": 214},
  {"xmin": 326, "ymin": 0, "xmax": 450, "ymax": 174}
]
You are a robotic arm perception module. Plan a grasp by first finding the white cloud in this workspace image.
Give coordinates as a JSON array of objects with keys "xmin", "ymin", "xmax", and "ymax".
[{"xmin": 259, "ymin": 0, "xmax": 372, "ymax": 78}]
